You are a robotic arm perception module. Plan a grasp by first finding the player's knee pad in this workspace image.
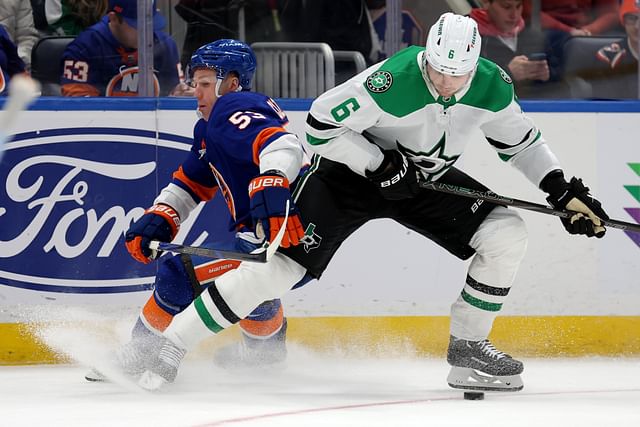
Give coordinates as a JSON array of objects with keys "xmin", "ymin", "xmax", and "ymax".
[
  {"xmin": 239, "ymin": 299, "xmax": 284, "ymax": 338},
  {"xmin": 468, "ymin": 207, "xmax": 528, "ymax": 286},
  {"xmin": 154, "ymin": 254, "xmax": 198, "ymax": 314},
  {"xmin": 471, "ymin": 207, "xmax": 527, "ymax": 261}
]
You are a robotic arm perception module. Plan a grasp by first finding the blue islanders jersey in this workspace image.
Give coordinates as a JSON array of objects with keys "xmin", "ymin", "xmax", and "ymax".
[
  {"xmin": 60, "ymin": 17, "xmax": 180, "ymax": 96},
  {"xmin": 170, "ymin": 91, "xmax": 296, "ymax": 231},
  {"xmin": 0, "ymin": 25, "xmax": 26, "ymax": 95}
]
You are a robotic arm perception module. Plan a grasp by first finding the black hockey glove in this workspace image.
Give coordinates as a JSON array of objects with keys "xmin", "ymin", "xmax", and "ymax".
[
  {"xmin": 541, "ymin": 170, "xmax": 609, "ymax": 238},
  {"xmin": 365, "ymin": 150, "xmax": 420, "ymax": 200}
]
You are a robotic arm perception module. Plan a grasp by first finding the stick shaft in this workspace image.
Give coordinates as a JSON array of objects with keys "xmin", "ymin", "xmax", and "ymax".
[
  {"xmin": 420, "ymin": 181, "xmax": 640, "ymax": 233},
  {"xmin": 149, "ymin": 241, "xmax": 267, "ymax": 262}
]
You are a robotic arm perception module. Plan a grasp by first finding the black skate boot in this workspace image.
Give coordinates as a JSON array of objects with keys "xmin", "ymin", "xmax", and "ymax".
[
  {"xmin": 213, "ymin": 318, "xmax": 288, "ymax": 370},
  {"xmin": 446, "ymin": 335, "xmax": 524, "ymax": 392}
]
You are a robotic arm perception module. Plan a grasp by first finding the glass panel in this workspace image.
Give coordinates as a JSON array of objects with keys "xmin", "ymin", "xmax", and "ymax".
[{"xmin": 9, "ymin": 1, "xmax": 639, "ymax": 100}]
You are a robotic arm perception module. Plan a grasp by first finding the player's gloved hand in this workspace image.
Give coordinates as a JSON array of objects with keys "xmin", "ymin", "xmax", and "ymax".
[
  {"xmin": 365, "ymin": 150, "xmax": 420, "ymax": 200},
  {"xmin": 125, "ymin": 204, "xmax": 181, "ymax": 264},
  {"xmin": 542, "ymin": 170, "xmax": 609, "ymax": 238},
  {"xmin": 248, "ymin": 171, "xmax": 305, "ymax": 248}
]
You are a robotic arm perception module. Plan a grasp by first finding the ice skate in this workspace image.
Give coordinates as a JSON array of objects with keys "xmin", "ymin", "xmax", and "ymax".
[
  {"xmin": 84, "ymin": 368, "xmax": 107, "ymax": 382},
  {"xmin": 446, "ymin": 335, "xmax": 524, "ymax": 392},
  {"xmin": 85, "ymin": 325, "xmax": 166, "ymax": 382},
  {"xmin": 213, "ymin": 318, "xmax": 288, "ymax": 371},
  {"xmin": 138, "ymin": 339, "xmax": 186, "ymax": 391},
  {"xmin": 84, "ymin": 340, "xmax": 152, "ymax": 382}
]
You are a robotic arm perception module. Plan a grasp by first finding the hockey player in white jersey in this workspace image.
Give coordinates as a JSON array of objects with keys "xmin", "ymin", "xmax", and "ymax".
[
  {"xmin": 298, "ymin": 12, "xmax": 608, "ymax": 391},
  {"xmin": 136, "ymin": 13, "xmax": 609, "ymax": 392}
]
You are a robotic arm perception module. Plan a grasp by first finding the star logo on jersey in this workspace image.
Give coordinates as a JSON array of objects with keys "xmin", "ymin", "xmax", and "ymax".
[
  {"xmin": 497, "ymin": 66, "xmax": 513, "ymax": 84},
  {"xmin": 396, "ymin": 133, "xmax": 459, "ymax": 179},
  {"xmin": 366, "ymin": 71, "xmax": 393, "ymax": 93},
  {"xmin": 300, "ymin": 223, "xmax": 322, "ymax": 253}
]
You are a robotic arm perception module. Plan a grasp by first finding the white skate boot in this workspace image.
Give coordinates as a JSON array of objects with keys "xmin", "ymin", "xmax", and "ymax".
[
  {"xmin": 446, "ymin": 335, "xmax": 524, "ymax": 392},
  {"xmin": 85, "ymin": 327, "xmax": 165, "ymax": 382},
  {"xmin": 138, "ymin": 339, "xmax": 186, "ymax": 391}
]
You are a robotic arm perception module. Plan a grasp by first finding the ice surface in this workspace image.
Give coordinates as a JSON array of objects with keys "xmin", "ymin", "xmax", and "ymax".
[{"xmin": 1, "ymin": 351, "xmax": 638, "ymax": 427}]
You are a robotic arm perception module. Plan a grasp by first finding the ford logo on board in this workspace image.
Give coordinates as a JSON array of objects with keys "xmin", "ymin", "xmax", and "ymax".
[{"xmin": 0, "ymin": 127, "xmax": 233, "ymax": 294}]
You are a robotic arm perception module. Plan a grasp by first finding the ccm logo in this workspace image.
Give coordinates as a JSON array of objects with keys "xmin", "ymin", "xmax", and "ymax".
[{"xmin": 248, "ymin": 175, "xmax": 288, "ymax": 195}]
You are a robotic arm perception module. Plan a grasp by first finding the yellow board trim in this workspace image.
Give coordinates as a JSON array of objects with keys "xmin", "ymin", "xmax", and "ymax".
[{"xmin": 2, "ymin": 316, "xmax": 640, "ymax": 365}]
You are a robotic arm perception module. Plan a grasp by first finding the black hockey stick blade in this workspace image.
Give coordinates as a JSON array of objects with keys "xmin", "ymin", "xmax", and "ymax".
[
  {"xmin": 420, "ymin": 181, "xmax": 640, "ymax": 233},
  {"xmin": 148, "ymin": 241, "xmax": 267, "ymax": 262}
]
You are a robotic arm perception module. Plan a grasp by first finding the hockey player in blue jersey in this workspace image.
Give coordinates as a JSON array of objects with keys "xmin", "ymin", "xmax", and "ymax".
[
  {"xmin": 60, "ymin": 0, "xmax": 184, "ymax": 97},
  {"xmin": 90, "ymin": 39, "xmax": 308, "ymax": 384}
]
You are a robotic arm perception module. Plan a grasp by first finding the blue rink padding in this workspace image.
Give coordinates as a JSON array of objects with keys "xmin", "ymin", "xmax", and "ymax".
[{"xmin": 1, "ymin": 97, "xmax": 640, "ymax": 112}]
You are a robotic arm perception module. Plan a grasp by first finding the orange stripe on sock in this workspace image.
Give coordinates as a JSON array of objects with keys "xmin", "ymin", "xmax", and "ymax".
[
  {"xmin": 239, "ymin": 305, "xmax": 284, "ymax": 337},
  {"xmin": 194, "ymin": 259, "xmax": 241, "ymax": 284},
  {"xmin": 142, "ymin": 296, "xmax": 174, "ymax": 332}
]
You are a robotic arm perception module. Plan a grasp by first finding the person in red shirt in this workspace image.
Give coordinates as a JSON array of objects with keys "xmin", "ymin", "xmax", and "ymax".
[
  {"xmin": 523, "ymin": 0, "xmax": 620, "ymax": 36},
  {"xmin": 470, "ymin": 0, "xmax": 559, "ymax": 98}
]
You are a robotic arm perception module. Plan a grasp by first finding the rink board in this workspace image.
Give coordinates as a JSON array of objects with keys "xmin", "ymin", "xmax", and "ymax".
[
  {"xmin": 2, "ymin": 316, "xmax": 640, "ymax": 365},
  {"xmin": 0, "ymin": 98, "xmax": 639, "ymax": 363}
]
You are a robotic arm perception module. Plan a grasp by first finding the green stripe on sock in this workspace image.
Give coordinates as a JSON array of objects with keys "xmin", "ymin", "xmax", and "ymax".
[
  {"xmin": 194, "ymin": 296, "xmax": 224, "ymax": 333},
  {"xmin": 461, "ymin": 290, "xmax": 503, "ymax": 312}
]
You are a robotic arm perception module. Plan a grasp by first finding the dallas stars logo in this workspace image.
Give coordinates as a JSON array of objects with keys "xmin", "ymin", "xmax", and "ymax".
[
  {"xmin": 300, "ymin": 223, "xmax": 322, "ymax": 253},
  {"xmin": 497, "ymin": 66, "xmax": 513, "ymax": 84},
  {"xmin": 396, "ymin": 133, "xmax": 459, "ymax": 179},
  {"xmin": 366, "ymin": 71, "xmax": 393, "ymax": 93}
]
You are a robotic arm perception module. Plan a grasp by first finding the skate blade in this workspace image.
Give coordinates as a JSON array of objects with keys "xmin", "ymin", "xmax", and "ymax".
[
  {"xmin": 84, "ymin": 368, "xmax": 108, "ymax": 382},
  {"xmin": 447, "ymin": 367, "xmax": 523, "ymax": 392}
]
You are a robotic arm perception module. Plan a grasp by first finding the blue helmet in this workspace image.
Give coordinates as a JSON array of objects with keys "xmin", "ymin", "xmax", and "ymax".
[{"xmin": 189, "ymin": 39, "xmax": 257, "ymax": 90}]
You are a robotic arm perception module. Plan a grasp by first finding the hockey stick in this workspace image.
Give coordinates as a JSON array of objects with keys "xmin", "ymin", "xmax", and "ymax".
[
  {"xmin": 0, "ymin": 75, "xmax": 41, "ymax": 161},
  {"xmin": 420, "ymin": 181, "xmax": 640, "ymax": 233},
  {"xmin": 148, "ymin": 241, "xmax": 268, "ymax": 262},
  {"xmin": 148, "ymin": 201, "xmax": 291, "ymax": 262}
]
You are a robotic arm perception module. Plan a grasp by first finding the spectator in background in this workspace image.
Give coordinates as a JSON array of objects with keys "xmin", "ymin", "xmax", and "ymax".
[
  {"xmin": 31, "ymin": 0, "xmax": 109, "ymax": 36},
  {"xmin": 175, "ymin": 0, "xmax": 284, "ymax": 70},
  {"xmin": 470, "ymin": 0, "xmax": 563, "ymax": 98},
  {"xmin": 0, "ymin": 25, "xmax": 28, "ymax": 96},
  {"xmin": 0, "ymin": 24, "xmax": 29, "ymax": 95},
  {"xmin": 280, "ymin": 0, "xmax": 381, "ymax": 82},
  {"xmin": 523, "ymin": 0, "xmax": 620, "ymax": 36},
  {"xmin": 520, "ymin": 0, "xmax": 621, "ymax": 93},
  {"xmin": 0, "ymin": 0, "xmax": 39, "ymax": 70},
  {"xmin": 572, "ymin": 0, "xmax": 639, "ymax": 98},
  {"xmin": 60, "ymin": 0, "xmax": 187, "ymax": 97}
]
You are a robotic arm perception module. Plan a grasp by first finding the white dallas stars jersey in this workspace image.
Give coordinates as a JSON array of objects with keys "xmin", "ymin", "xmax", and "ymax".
[{"xmin": 305, "ymin": 45, "xmax": 560, "ymax": 186}]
